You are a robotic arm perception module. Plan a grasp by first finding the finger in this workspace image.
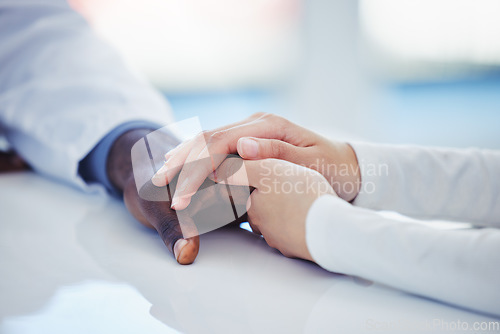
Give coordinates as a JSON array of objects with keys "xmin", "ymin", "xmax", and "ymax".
[
  {"xmin": 170, "ymin": 134, "xmax": 218, "ymax": 210},
  {"xmin": 212, "ymin": 157, "xmax": 266, "ymax": 189},
  {"xmin": 152, "ymin": 113, "xmax": 265, "ymax": 187},
  {"xmin": 168, "ymin": 113, "xmax": 267, "ymax": 206},
  {"xmin": 152, "ymin": 140, "xmax": 196, "ymax": 187},
  {"xmin": 172, "ymin": 117, "xmax": 283, "ymax": 206},
  {"xmin": 237, "ymin": 137, "xmax": 303, "ymax": 163},
  {"xmin": 183, "ymin": 178, "xmax": 219, "ymax": 215},
  {"xmin": 203, "ymin": 111, "xmax": 268, "ymax": 135},
  {"xmin": 169, "ymin": 114, "xmax": 311, "ymax": 209},
  {"xmin": 205, "ymin": 113, "xmax": 318, "ymax": 154},
  {"xmin": 124, "ymin": 179, "xmax": 200, "ymax": 264},
  {"xmin": 144, "ymin": 202, "xmax": 200, "ymax": 264}
]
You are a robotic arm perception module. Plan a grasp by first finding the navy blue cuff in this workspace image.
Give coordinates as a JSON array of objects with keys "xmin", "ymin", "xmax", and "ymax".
[{"xmin": 79, "ymin": 120, "xmax": 160, "ymax": 197}]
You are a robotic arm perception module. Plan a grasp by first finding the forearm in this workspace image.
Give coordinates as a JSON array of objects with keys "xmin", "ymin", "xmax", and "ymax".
[
  {"xmin": 0, "ymin": 1, "xmax": 172, "ymax": 189},
  {"xmin": 307, "ymin": 194, "xmax": 500, "ymax": 317},
  {"xmin": 351, "ymin": 142, "xmax": 500, "ymax": 226}
]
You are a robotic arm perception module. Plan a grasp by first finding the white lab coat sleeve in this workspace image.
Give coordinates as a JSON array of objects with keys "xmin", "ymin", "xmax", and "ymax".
[
  {"xmin": 306, "ymin": 194, "xmax": 500, "ymax": 317},
  {"xmin": 0, "ymin": 0, "xmax": 173, "ymax": 191},
  {"xmin": 350, "ymin": 142, "xmax": 500, "ymax": 227}
]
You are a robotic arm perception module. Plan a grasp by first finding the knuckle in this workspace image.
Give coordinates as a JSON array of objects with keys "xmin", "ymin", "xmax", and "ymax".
[
  {"xmin": 209, "ymin": 130, "xmax": 227, "ymax": 142},
  {"xmin": 156, "ymin": 215, "xmax": 180, "ymax": 246},
  {"xmin": 196, "ymin": 130, "xmax": 211, "ymax": 143},
  {"xmin": 260, "ymin": 113, "xmax": 275, "ymax": 122},
  {"xmin": 270, "ymin": 140, "xmax": 285, "ymax": 158},
  {"xmin": 274, "ymin": 115, "xmax": 289, "ymax": 131},
  {"xmin": 254, "ymin": 112, "xmax": 289, "ymax": 128},
  {"xmin": 251, "ymin": 112, "xmax": 267, "ymax": 119}
]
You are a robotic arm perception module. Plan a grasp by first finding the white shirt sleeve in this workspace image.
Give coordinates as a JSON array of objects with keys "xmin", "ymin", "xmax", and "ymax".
[
  {"xmin": 351, "ymin": 142, "xmax": 500, "ymax": 227},
  {"xmin": 306, "ymin": 195, "xmax": 500, "ymax": 317},
  {"xmin": 0, "ymin": 0, "xmax": 173, "ymax": 190}
]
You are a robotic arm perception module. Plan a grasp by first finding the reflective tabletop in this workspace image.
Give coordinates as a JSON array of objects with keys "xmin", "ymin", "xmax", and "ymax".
[{"xmin": 1, "ymin": 172, "xmax": 498, "ymax": 333}]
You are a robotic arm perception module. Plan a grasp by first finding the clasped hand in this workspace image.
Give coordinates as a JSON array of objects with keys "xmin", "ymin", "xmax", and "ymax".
[{"xmin": 151, "ymin": 113, "xmax": 361, "ymax": 263}]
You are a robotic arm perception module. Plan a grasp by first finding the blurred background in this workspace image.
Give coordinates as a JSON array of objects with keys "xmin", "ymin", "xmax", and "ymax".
[{"xmin": 71, "ymin": 0, "xmax": 500, "ymax": 149}]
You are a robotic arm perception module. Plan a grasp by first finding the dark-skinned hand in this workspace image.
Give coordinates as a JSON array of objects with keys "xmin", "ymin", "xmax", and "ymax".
[
  {"xmin": 1, "ymin": 130, "xmax": 248, "ymax": 264},
  {"xmin": 107, "ymin": 129, "xmax": 249, "ymax": 265}
]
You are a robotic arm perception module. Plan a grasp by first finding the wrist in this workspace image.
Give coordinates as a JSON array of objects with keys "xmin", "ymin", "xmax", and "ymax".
[
  {"xmin": 107, "ymin": 129, "xmax": 155, "ymax": 192},
  {"xmin": 325, "ymin": 142, "xmax": 361, "ymax": 202},
  {"xmin": 343, "ymin": 143, "xmax": 361, "ymax": 202},
  {"xmin": 107, "ymin": 128, "xmax": 180, "ymax": 193}
]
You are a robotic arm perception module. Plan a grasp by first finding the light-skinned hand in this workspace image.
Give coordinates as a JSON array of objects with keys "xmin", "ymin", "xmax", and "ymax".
[
  {"xmin": 152, "ymin": 113, "xmax": 360, "ymax": 211},
  {"xmin": 212, "ymin": 157, "xmax": 336, "ymax": 261}
]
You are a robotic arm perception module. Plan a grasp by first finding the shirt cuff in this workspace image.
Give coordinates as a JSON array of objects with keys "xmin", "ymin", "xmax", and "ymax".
[
  {"xmin": 305, "ymin": 194, "xmax": 355, "ymax": 273},
  {"xmin": 78, "ymin": 120, "xmax": 160, "ymax": 197},
  {"xmin": 349, "ymin": 141, "xmax": 392, "ymax": 209}
]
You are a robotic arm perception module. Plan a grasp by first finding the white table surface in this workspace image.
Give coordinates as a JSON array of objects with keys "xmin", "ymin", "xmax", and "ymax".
[{"xmin": 1, "ymin": 172, "xmax": 499, "ymax": 334}]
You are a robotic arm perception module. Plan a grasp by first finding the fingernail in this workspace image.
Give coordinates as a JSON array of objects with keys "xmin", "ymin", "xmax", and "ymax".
[
  {"xmin": 171, "ymin": 197, "xmax": 189, "ymax": 210},
  {"xmin": 174, "ymin": 239, "xmax": 188, "ymax": 262},
  {"xmin": 170, "ymin": 198, "xmax": 178, "ymax": 209},
  {"xmin": 239, "ymin": 138, "xmax": 258, "ymax": 158}
]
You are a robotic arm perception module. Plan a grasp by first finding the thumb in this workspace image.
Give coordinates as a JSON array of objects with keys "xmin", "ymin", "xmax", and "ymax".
[
  {"xmin": 124, "ymin": 178, "xmax": 200, "ymax": 264},
  {"xmin": 237, "ymin": 137, "xmax": 299, "ymax": 162}
]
